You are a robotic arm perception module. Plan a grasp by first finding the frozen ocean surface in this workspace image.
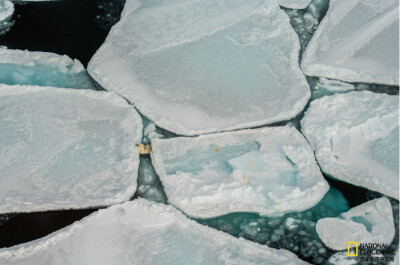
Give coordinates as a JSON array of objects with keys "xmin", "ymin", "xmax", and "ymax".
[
  {"xmin": 301, "ymin": 91, "xmax": 399, "ymax": 199},
  {"xmin": 88, "ymin": 0, "xmax": 311, "ymax": 135},
  {"xmin": 151, "ymin": 126, "xmax": 329, "ymax": 218},
  {"xmin": 316, "ymin": 197, "xmax": 395, "ymax": 250},
  {"xmin": 0, "ymin": 85, "xmax": 142, "ymax": 214},
  {"xmin": 0, "ymin": 48, "xmax": 97, "ymax": 89},
  {"xmin": 0, "ymin": 199, "xmax": 310, "ymax": 265},
  {"xmin": 301, "ymin": 0, "xmax": 399, "ymax": 85}
]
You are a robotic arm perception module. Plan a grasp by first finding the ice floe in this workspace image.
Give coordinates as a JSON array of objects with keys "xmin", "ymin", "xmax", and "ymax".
[
  {"xmin": 88, "ymin": 0, "xmax": 310, "ymax": 135},
  {"xmin": 301, "ymin": 0, "xmax": 399, "ymax": 85},
  {"xmin": 301, "ymin": 91, "xmax": 399, "ymax": 198},
  {"xmin": 0, "ymin": 48, "xmax": 97, "ymax": 89},
  {"xmin": 0, "ymin": 199, "xmax": 310, "ymax": 265},
  {"xmin": 309, "ymin": 77, "xmax": 355, "ymax": 99},
  {"xmin": 278, "ymin": 0, "xmax": 312, "ymax": 9},
  {"xmin": 0, "ymin": 1, "xmax": 13, "ymax": 23},
  {"xmin": 151, "ymin": 126, "xmax": 329, "ymax": 218},
  {"xmin": 316, "ymin": 198, "xmax": 395, "ymax": 250},
  {"xmin": 0, "ymin": 85, "xmax": 142, "ymax": 214}
]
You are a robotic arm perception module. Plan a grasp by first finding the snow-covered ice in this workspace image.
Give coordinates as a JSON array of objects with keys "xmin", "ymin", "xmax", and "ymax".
[
  {"xmin": 309, "ymin": 77, "xmax": 355, "ymax": 99},
  {"xmin": 301, "ymin": 0, "xmax": 399, "ymax": 85},
  {"xmin": 151, "ymin": 126, "xmax": 329, "ymax": 218},
  {"xmin": 0, "ymin": 1, "xmax": 13, "ymax": 23},
  {"xmin": 327, "ymin": 252, "xmax": 357, "ymax": 265},
  {"xmin": 88, "ymin": 0, "xmax": 310, "ymax": 135},
  {"xmin": 278, "ymin": 0, "xmax": 312, "ymax": 9},
  {"xmin": 0, "ymin": 48, "xmax": 97, "ymax": 89},
  {"xmin": 0, "ymin": 85, "xmax": 142, "ymax": 214},
  {"xmin": 0, "ymin": 199, "xmax": 310, "ymax": 265},
  {"xmin": 301, "ymin": 91, "xmax": 399, "ymax": 198},
  {"xmin": 316, "ymin": 198, "xmax": 395, "ymax": 250}
]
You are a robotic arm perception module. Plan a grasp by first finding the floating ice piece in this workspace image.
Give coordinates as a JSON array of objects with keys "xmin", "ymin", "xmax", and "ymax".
[
  {"xmin": 0, "ymin": 1, "xmax": 13, "ymax": 23},
  {"xmin": 88, "ymin": 0, "xmax": 310, "ymax": 136},
  {"xmin": 327, "ymin": 252, "xmax": 358, "ymax": 265},
  {"xmin": 0, "ymin": 49, "xmax": 96, "ymax": 89},
  {"xmin": 301, "ymin": 91, "xmax": 399, "ymax": 198},
  {"xmin": 151, "ymin": 126, "xmax": 329, "ymax": 218},
  {"xmin": 301, "ymin": 0, "xmax": 399, "ymax": 85},
  {"xmin": 278, "ymin": 0, "xmax": 312, "ymax": 9},
  {"xmin": 316, "ymin": 198, "xmax": 395, "ymax": 250},
  {"xmin": 311, "ymin": 77, "xmax": 355, "ymax": 99},
  {"xmin": 0, "ymin": 199, "xmax": 310, "ymax": 265},
  {"xmin": 0, "ymin": 85, "xmax": 142, "ymax": 214}
]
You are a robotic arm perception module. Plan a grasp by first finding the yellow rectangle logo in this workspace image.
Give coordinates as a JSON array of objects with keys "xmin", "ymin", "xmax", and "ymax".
[{"xmin": 348, "ymin": 242, "xmax": 358, "ymax": 256}]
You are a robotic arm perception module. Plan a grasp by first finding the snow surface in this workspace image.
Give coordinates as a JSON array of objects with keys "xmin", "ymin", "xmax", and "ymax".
[
  {"xmin": 316, "ymin": 198, "xmax": 395, "ymax": 250},
  {"xmin": 0, "ymin": 85, "xmax": 142, "ymax": 214},
  {"xmin": 88, "ymin": 0, "xmax": 310, "ymax": 136},
  {"xmin": 151, "ymin": 126, "xmax": 329, "ymax": 218},
  {"xmin": 278, "ymin": 0, "xmax": 312, "ymax": 9},
  {"xmin": 0, "ymin": 199, "xmax": 310, "ymax": 265},
  {"xmin": 301, "ymin": 91, "xmax": 399, "ymax": 198},
  {"xmin": 301, "ymin": 0, "xmax": 399, "ymax": 85},
  {"xmin": 0, "ymin": 48, "xmax": 96, "ymax": 89},
  {"xmin": 0, "ymin": 1, "xmax": 13, "ymax": 23}
]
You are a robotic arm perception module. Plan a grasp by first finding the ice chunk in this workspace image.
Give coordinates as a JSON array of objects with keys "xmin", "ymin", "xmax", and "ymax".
[
  {"xmin": 327, "ymin": 252, "xmax": 358, "ymax": 265},
  {"xmin": 0, "ymin": 85, "xmax": 142, "ymax": 214},
  {"xmin": 0, "ymin": 1, "xmax": 13, "ymax": 23},
  {"xmin": 0, "ymin": 49, "xmax": 97, "ymax": 89},
  {"xmin": 301, "ymin": 0, "xmax": 399, "ymax": 85},
  {"xmin": 151, "ymin": 126, "xmax": 329, "ymax": 218},
  {"xmin": 316, "ymin": 198, "xmax": 395, "ymax": 250},
  {"xmin": 301, "ymin": 91, "xmax": 399, "ymax": 198},
  {"xmin": 278, "ymin": 0, "xmax": 312, "ymax": 9},
  {"xmin": 310, "ymin": 77, "xmax": 355, "ymax": 99},
  {"xmin": 0, "ymin": 199, "xmax": 310, "ymax": 265},
  {"xmin": 88, "ymin": 0, "xmax": 310, "ymax": 135}
]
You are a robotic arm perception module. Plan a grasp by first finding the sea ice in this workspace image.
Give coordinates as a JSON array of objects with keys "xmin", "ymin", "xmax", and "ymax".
[
  {"xmin": 0, "ymin": 85, "xmax": 142, "ymax": 214},
  {"xmin": 0, "ymin": 1, "xmax": 13, "ymax": 23},
  {"xmin": 327, "ymin": 252, "xmax": 357, "ymax": 265},
  {"xmin": 0, "ymin": 199, "xmax": 310, "ymax": 265},
  {"xmin": 278, "ymin": 0, "xmax": 312, "ymax": 9},
  {"xmin": 0, "ymin": 48, "xmax": 97, "ymax": 89},
  {"xmin": 151, "ymin": 126, "xmax": 329, "ymax": 218},
  {"xmin": 309, "ymin": 77, "xmax": 355, "ymax": 99},
  {"xmin": 88, "ymin": 0, "xmax": 310, "ymax": 135},
  {"xmin": 301, "ymin": 91, "xmax": 399, "ymax": 198},
  {"xmin": 316, "ymin": 198, "xmax": 395, "ymax": 250},
  {"xmin": 301, "ymin": 0, "xmax": 399, "ymax": 85}
]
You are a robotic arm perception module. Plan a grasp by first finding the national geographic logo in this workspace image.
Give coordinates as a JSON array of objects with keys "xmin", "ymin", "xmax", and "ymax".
[{"xmin": 348, "ymin": 242, "xmax": 396, "ymax": 262}]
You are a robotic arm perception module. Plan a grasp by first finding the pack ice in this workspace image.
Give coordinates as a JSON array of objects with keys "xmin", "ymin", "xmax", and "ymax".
[
  {"xmin": 0, "ymin": 85, "xmax": 142, "ymax": 214},
  {"xmin": 0, "ymin": 48, "xmax": 96, "ymax": 89},
  {"xmin": 301, "ymin": 91, "xmax": 399, "ymax": 199},
  {"xmin": 277, "ymin": 0, "xmax": 312, "ymax": 9},
  {"xmin": 88, "ymin": 0, "xmax": 310, "ymax": 135},
  {"xmin": 151, "ymin": 126, "xmax": 329, "ymax": 218},
  {"xmin": 316, "ymin": 198, "xmax": 395, "ymax": 250},
  {"xmin": 301, "ymin": 0, "xmax": 399, "ymax": 85},
  {"xmin": 0, "ymin": 199, "xmax": 310, "ymax": 265}
]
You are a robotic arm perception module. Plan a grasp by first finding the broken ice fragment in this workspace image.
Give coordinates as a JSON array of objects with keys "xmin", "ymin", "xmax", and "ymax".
[
  {"xmin": 88, "ymin": 0, "xmax": 310, "ymax": 135},
  {"xmin": 151, "ymin": 126, "xmax": 329, "ymax": 218},
  {"xmin": 0, "ymin": 85, "xmax": 142, "ymax": 214},
  {"xmin": 301, "ymin": 91, "xmax": 399, "ymax": 198},
  {"xmin": 301, "ymin": 0, "xmax": 399, "ymax": 85},
  {"xmin": 316, "ymin": 198, "xmax": 395, "ymax": 250},
  {"xmin": 0, "ymin": 199, "xmax": 310, "ymax": 265},
  {"xmin": 310, "ymin": 77, "xmax": 355, "ymax": 99},
  {"xmin": 0, "ymin": 49, "xmax": 97, "ymax": 89},
  {"xmin": 278, "ymin": 0, "xmax": 312, "ymax": 9},
  {"xmin": 0, "ymin": 1, "xmax": 13, "ymax": 23}
]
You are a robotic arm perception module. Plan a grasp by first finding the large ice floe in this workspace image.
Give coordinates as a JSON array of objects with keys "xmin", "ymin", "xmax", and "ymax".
[
  {"xmin": 0, "ymin": 199, "xmax": 310, "ymax": 265},
  {"xmin": 0, "ymin": 0, "xmax": 14, "ymax": 35},
  {"xmin": 301, "ymin": 91, "xmax": 399, "ymax": 199},
  {"xmin": 277, "ymin": 0, "xmax": 312, "ymax": 9},
  {"xmin": 316, "ymin": 197, "xmax": 395, "ymax": 250},
  {"xmin": 0, "ymin": 85, "xmax": 142, "ymax": 214},
  {"xmin": 0, "ymin": 48, "xmax": 97, "ymax": 89},
  {"xmin": 88, "ymin": 0, "xmax": 310, "ymax": 135},
  {"xmin": 301, "ymin": 0, "xmax": 399, "ymax": 85},
  {"xmin": 151, "ymin": 126, "xmax": 329, "ymax": 218}
]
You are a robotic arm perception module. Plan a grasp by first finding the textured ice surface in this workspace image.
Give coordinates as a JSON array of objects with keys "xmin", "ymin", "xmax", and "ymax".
[
  {"xmin": 0, "ymin": 1, "xmax": 13, "ymax": 23},
  {"xmin": 197, "ymin": 187, "xmax": 350, "ymax": 265},
  {"xmin": 327, "ymin": 252, "xmax": 357, "ymax": 265},
  {"xmin": 136, "ymin": 156, "xmax": 167, "ymax": 203},
  {"xmin": 0, "ymin": 199, "xmax": 310, "ymax": 265},
  {"xmin": 316, "ymin": 198, "xmax": 395, "ymax": 250},
  {"xmin": 88, "ymin": 0, "xmax": 310, "ymax": 135},
  {"xmin": 151, "ymin": 126, "xmax": 329, "ymax": 218},
  {"xmin": 0, "ymin": 49, "xmax": 97, "ymax": 89},
  {"xmin": 301, "ymin": 0, "xmax": 399, "ymax": 85},
  {"xmin": 309, "ymin": 77, "xmax": 355, "ymax": 99},
  {"xmin": 278, "ymin": 0, "xmax": 312, "ymax": 9},
  {"xmin": 0, "ymin": 85, "xmax": 142, "ymax": 214},
  {"xmin": 301, "ymin": 91, "xmax": 399, "ymax": 198}
]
